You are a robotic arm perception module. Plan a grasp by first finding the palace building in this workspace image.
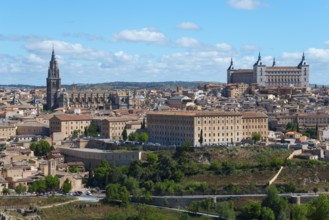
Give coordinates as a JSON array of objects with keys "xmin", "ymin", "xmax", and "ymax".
[{"xmin": 227, "ymin": 53, "xmax": 309, "ymax": 88}]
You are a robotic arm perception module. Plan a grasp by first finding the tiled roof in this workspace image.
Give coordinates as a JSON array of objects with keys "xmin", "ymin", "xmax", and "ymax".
[{"xmin": 53, "ymin": 114, "xmax": 93, "ymax": 121}]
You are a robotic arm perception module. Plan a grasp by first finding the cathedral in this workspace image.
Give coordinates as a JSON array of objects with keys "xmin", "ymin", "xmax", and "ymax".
[
  {"xmin": 45, "ymin": 50, "xmax": 135, "ymax": 111},
  {"xmin": 227, "ymin": 53, "xmax": 309, "ymax": 88},
  {"xmin": 46, "ymin": 49, "xmax": 61, "ymax": 110}
]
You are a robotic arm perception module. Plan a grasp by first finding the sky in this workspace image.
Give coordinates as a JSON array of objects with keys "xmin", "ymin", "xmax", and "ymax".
[{"xmin": 1, "ymin": 0, "xmax": 329, "ymax": 86}]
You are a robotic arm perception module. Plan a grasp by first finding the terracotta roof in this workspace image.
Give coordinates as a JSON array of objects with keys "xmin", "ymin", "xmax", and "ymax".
[
  {"xmin": 241, "ymin": 112, "xmax": 268, "ymax": 118},
  {"xmin": 147, "ymin": 111, "xmax": 241, "ymax": 117},
  {"xmin": 53, "ymin": 114, "xmax": 93, "ymax": 121}
]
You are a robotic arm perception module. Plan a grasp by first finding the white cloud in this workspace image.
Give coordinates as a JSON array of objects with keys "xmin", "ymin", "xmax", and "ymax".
[
  {"xmin": 215, "ymin": 43, "xmax": 232, "ymax": 51},
  {"xmin": 112, "ymin": 28, "xmax": 167, "ymax": 44},
  {"xmin": 27, "ymin": 54, "xmax": 46, "ymax": 65},
  {"xmin": 176, "ymin": 37, "xmax": 200, "ymax": 48},
  {"xmin": 242, "ymin": 44, "xmax": 259, "ymax": 52},
  {"xmin": 63, "ymin": 32, "xmax": 103, "ymax": 41},
  {"xmin": 306, "ymin": 48, "xmax": 329, "ymax": 61},
  {"xmin": 228, "ymin": 0, "xmax": 261, "ymax": 10},
  {"xmin": 177, "ymin": 22, "xmax": 200, "ymax": 30},
  {"xmin": 25, "ymin": 40, "xmax": 106, "ymax": 60},
  {"xmin": 281, "ymin": 52, "xmax": 303, "ymax": 60}
]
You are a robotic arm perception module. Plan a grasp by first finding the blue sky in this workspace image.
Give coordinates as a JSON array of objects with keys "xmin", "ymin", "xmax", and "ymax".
[{"xmin": 1, "ymin": 0, "xmax": 329, "ymax": 85}]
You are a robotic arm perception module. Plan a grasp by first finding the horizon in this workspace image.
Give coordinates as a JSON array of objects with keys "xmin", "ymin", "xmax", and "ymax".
[{"xmin": 1, "ymin": 0, "xmax": 329, "ymax": 85}]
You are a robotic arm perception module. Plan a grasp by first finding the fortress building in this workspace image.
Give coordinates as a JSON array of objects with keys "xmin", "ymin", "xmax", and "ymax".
[{"xmin": 227, "ymin": 53, "xmax": 309, "ymax": 88}]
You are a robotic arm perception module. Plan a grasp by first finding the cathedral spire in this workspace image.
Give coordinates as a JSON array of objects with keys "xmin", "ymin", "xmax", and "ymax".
[
  {"xmin": 272, "ymin": 57, "xmax": 276, "ymax": 67},
  {"xmin": 227, "ymin": 57, "xmax": 234, "ymax": 70}
]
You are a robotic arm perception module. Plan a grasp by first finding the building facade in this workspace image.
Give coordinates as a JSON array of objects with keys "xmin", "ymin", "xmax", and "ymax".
[
  {"xmin": 227, "ymin": 53, "xmax": 309, "ymax": 88},
  {"xmin": 49, "ymin": 114, "xmax": 93, "ymax": 140},
  {"xmin": 147, "ymin": 111, "xmax": 268, "ymax": 146},
  {"xmin": 46, "ymin": 49, "xmax": 61, "ymax": 110}
]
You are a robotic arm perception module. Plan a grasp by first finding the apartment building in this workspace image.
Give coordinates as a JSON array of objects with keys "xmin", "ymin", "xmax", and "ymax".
[
  {"xmin": 97, "ymin": 117, "xmax": 140, "ymax": 140},
  {"xmin": 49, "ymin": 114, "xmax": 92, "ymax": 140},
  {"xmin": 241, "ymin": 112, "xmax": 268, "ymax": 140},
  {"xmin": 147, "ymin": 111, "xmax": 268, "ymax": 146},
  {"xmin": 0, "ymin": 124, "xmax": 16, "ymax": 142}
]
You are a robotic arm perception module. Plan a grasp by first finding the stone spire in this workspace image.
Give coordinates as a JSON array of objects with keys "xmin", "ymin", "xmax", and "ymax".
[
  {"xmin": 227, "ymin": 57, "xmax": 234, "ymax": 70},
  {"xmin": 254, "ymin": 52, "xmax": 262, "ymax": 66},
  {"xmin": 298, "ymin": 52, "xmax": 306, "ymax": 68}
]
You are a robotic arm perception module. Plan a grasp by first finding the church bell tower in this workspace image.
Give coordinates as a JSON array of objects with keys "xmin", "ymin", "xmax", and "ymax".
[{"xmin": 46, "ymin": 49, "xmax": 61, "ymax": 110}]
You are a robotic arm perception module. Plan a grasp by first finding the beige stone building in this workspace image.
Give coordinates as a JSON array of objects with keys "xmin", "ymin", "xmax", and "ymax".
[
  {"xmin": 0, "ymin": 124, "xmax": 16, "ymax": 142},
  {"xmin": 49, "ymin": 114, "xmax": 93, "ymax": 140},
  {"xmin": 97, "ymin": 117, "xmax": 141, "ymax": 140},
  {"xmin": 222, "ymin": 83, "xmax": 250, "ymax": 98},
  {"xmin": 147, "ymin": 111, "xmax": 268, "ymax": 146},
  {"xmin": 16, "ymin": 121, "xmax": 49, "ymax": 136},
  {"xmin": 241, "ymin": 112, "xmax": 268, "ymax": 140}
]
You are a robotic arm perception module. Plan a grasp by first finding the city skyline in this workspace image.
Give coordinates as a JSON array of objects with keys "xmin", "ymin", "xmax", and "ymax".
[{"xmin": 1, "ymin": 0, "xmax": 329, "ymax": 85}]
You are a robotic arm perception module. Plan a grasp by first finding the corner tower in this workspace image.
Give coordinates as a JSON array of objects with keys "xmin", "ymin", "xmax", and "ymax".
[{"xmin": 46, "ymin": 49, "xmax": 61, "ymax": 110}]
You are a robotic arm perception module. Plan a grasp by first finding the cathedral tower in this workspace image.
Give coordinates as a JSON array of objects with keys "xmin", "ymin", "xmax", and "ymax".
[{"xmin": 46, "ymin": 49, "xmax": 61, "ymax": 110}]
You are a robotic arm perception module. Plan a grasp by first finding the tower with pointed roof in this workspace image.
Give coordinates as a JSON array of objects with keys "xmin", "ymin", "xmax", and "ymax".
[
  {"xmin": 46, "ymin": 49, "xmax": 61, "ymax": 110},
  {"xmin": 227, "ymin": 58, "xmax": 234, "ymax": 83}
]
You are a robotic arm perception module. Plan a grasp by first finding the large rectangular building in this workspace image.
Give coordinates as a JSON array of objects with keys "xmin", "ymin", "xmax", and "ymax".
[
  {"xmin": 227, "ymin": 53, "xmax": 309, "ymax": 88},
  {"xmin": 49, "ymin": 114, "xmax": 93, "ymax": 140},
  {"xmin": 147, "ymin": 111, "xmax": 268, "ymax": 146}
]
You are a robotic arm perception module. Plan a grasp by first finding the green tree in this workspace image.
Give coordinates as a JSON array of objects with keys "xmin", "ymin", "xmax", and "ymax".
[
  {"xmin": 216, "ymin": 201, "xmax": 236, "ymax": 220},
  {"xmin": 291, "ymin": 204, "xmax": 308, "ymax": 220},
  {"xmin": 308, "ymin": 194, "xmax": 329, "ymax": 220},
  {"xmin": 2, "ymin": 188, "xmax": 10, "ymax": 195},
  {"xmin": 199, "ymin": 129, "xmax": 203, "ymax": 145},
  {"xmin": 139, "ymin": 132, "xmax": 149, "ymax": 142},
  {"xmin": 69, "ymin": 166, "xmax": 80, "ymax": 173},
  {"xmin": 31, "ymin": 180, "xmax": 46, "ymax": 193},
  {"xmin": 72, "ymin": 130, "xmax": 80, "ymax": 138},
  {"xmin": 261, "ymin": 207, "xmax": 275, "ymax": 220},
  {"xmin": 144, "ymin": 191, "xmax": 152, "ymax": 202},
  {"xmin": 106, "ymin": 183, "xmax": 120, "ymax": 202},
  {"xmin": 62, "ymin": 178, "xmax": 72, "ymax": 193},
  {"xmin": 85, "ymin": 124, "xmax": 100, "ymax": 137},
  {"xmin": 93, "ymin": 159, "xmax": 111, "ymax": 187},
  {"xmin": 262, "ymin": 185, "xmax": 288, "ymax": 220},
  {"xmin": 243, "ymin": 201, "xmax": 261, "ymax": 220},
  {"xmin": 147, "ymin": 153, "xmax": 158, "ymax": 164},
  {"xmin": 119, "ymin": 186, "xmax": 130, "ymax": 206},
  {"xmin": 15, "ymin": 183, "xmax": 27, "ymax": 194},
  {"xmin": 128, "ymin": 132, "xmax": 139, "ymax": 141},
  {"xmin": 30, "ymin": 139, "xmax": 52, "ymax": 157},
  {"xmin": 45, "ymin": 175, "xmax": 60, "ymax": 191},
  {"xmin": 122, "ymin": 128, "xmax": 128, "ymax": 141},
  {"xmin": 252, "ymin": 132, "xmax": 261, "ymax": 143}
]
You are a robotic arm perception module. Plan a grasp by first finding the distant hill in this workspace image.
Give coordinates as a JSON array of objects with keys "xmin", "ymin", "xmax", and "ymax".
[{"xmin": 0, "ymin": 81, "xmax": 224, "ymax": 91}]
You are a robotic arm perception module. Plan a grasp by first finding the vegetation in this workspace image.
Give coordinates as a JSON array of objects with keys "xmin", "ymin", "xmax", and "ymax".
[
  {"xmin": 122, "ymin": 128, "xmax": 128, "ymax": 141},
  {"xmin": 84, "ymin": 124, "xmax": 100, "ymax": 137},
  {"xmin": 30, "ymin": 139, "xmax": 52, "ymax": 157},
  {"xmin": 252, "ymin": 132, "xmax": 261, "ymax": 143},
  {"xmin": 62, "ymin": 178, "xmax": 72, "ymax": 193},
  {"xmin": 69, "ymin": 166, "xmax": 80, "ymax": 173},
  {"xmin": 15, "ymin": 183, "xmax": 27, "ymax": 194},
  {"xmin": 28, "ymin": 175, "xmax": 60, "ymax": 193},
  {"xmin": 128, "ymin": 131, "xmax": 149, "ymax": 142}
]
